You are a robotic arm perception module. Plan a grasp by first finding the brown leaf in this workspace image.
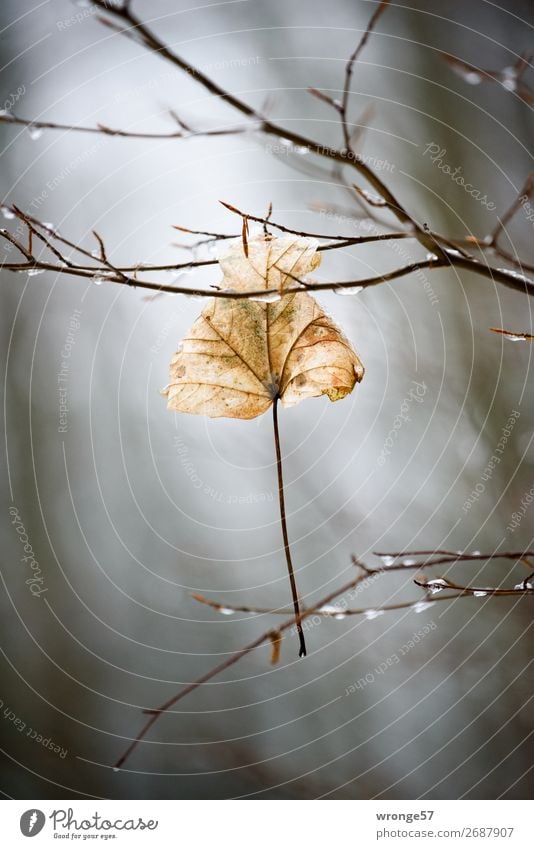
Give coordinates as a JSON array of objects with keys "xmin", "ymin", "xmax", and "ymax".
[
  {"xmin": 269, "ymin": 630, "xmax": 283, "ymax": 665},
  {"xmin": 162, "ymin": 235, "xmax": 364, "ymax": 419}
]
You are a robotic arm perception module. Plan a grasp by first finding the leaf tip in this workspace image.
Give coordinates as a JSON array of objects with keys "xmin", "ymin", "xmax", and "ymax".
[{"xmin": 269, "ymin": 630, "xmax": 282, "ymax": 665}]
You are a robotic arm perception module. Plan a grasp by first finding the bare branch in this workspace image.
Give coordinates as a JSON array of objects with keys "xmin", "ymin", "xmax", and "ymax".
[
  {"xmin": 414, "ymin": 576, "xmax": 534, "ymax": 597},
  {"xmin": 0, "ymin": 6, "xmax": 532, "ymax": 302},
  {"xmin": 340, "ymin": 1, "xmax": 390, "ymax": 149},
  {"xmin": 216, "ymin": 200, "xmax": 410, "ymax": 245},
  {"xmin": 490, "ymin": 171, "xmax": 534, "ymax": 246},
  {"xmin": 191, "ymin": 591, "xmax": 456, "ymax": 618},
  {"xmin": 114, "ymin": 548, "xmax": 534, "ymax": 768},
  {"xmin": 114, "ymin": 562, "xmax": 371, "ymax": 768},
  {"xmin": 3, "ymin": 228, "xmax": 534, "ymax": 299},
  {"xmin": 0, "ymin": 112, "xmax": 255, "ymax": 140},
  {"xmin": 0, "ymin": 229, "xmax": 35, "ymax": 262},
  {"xmin": 490, "ymin": 327, "xmax": 534, "ymax": 342},
  {"xmin": 11, "ymin": 206, "xmax": 75, "ymax": 269},
  {"xmin": 441, "ymin": 51, "xmax": 534, "ymax": 105},
  {"xmin": 263, "ymin": 201, "xmax": 273, "ymax": 237},
  {"xmin": 173, "ymin": 225, "xmax": 234, "ymax": 241},
  {"xmin": 82, "ymin": 0, "xmax": 449, "ymax": 261},
  {"xmin": 308, "ymin": 87, "xmax": 341, "ymax": 111},
  {"xmin": 374, "ymin": 549, "xmax": 534, "ymax": 568}
]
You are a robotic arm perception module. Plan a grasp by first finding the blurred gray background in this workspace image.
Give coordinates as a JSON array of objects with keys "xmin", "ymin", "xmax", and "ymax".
[{"xmin": 1, "ymin": 0, "xmax": 533, "ymax": 799}]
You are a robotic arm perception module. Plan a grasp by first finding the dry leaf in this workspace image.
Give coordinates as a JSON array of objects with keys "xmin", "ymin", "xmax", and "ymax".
[
  {"xmin": 269, "ymin": 630, "xmax": 283, "ymax": 665},
  {"xmin": 162, "ymin": 235, "xmax": 364, "ymax": 419}
]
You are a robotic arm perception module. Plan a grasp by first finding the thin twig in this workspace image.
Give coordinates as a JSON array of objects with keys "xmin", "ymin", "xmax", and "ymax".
[
  {"xmin": 86, "ymin": 0, "xmax": 446, "ymax": 260},
  {"xmin": 414, "ymin": 576, "xmax": 534, "ymax": 596},
  {"xmin": 114, "ymin": 563, "xmax": 372, "ymax": 769},
  {"xmin": 374, "ymin": 549, "xmax": 534, "ymax": 568},
  {"xmin": 113, "ymin": 549, "xmax": 534, "ymax": 768},
  {"xmin": 191, "ymin": 591, "xmax": 456, "ymax": 617},
  {"xmin": 273, "ymin": 397, "xmax": 306, "ymax": 657},
  {"xmin": 490, "ymin": 172, "xmax": 534, "ymax": 246},
  {"xmin": 3, "ymin": 2, "xmax": 534, "ymax": 295},
  {"xmin": 490, "ymin": 327, "xmax": 534, "ymax": 342},
  {"xmin": 217, "ymin": 200, "xmax": 410, "ymax": 245},
  {"xmin": 114, "ymin": 558, "xmax": 398, "ymax": 768},
  {"xmin": 3, "ymin": 244, "xmax": 534, "ymax": 299},
  {"xmin": 0, "ymin": 113, "xmax": 255, "ymax": 140},
  {"xmin": 340, "ymin": 1, "xmax": 390, "ymax": 149},
  {"xmin": 441, "ymin": 51, "xmax": 534, "ymax": 106}
]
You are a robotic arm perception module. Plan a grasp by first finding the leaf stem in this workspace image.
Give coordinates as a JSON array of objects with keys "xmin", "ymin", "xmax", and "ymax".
[{"xmin": 272, "ymin": 397, "xmax": 307, "ymax": 657}]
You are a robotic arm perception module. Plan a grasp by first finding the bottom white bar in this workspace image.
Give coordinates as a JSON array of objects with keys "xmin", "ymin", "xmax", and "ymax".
[{"xmin": 1, "ymin": 799, "xmax": 530, "ymax": 847}]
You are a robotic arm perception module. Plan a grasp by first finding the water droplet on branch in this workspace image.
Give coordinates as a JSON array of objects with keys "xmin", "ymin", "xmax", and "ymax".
[
  {"xmin": 364, "ymin": 609, "xmax": 385, "ymax": 620},
  {"xmin": 27, "ymin": 125, "xmax": 43, "ymax": 141},
  {"xmin": 92, "ymin": 271, "xmax": 115, "ymax": 285},
  {"xmin": 249, "ymin": 290, "xmax": 282, "ymax": 303},
  {"xmin": 412, "ymin": 600, "xmax": 435, "ymax": 613},
  {"xmin": 334, "ymin": 285, "xmax": 363, "ymax": 296},
  {"xmin": 496, "ymin": 267, "xmax": 530, "ymax": 284},
  {"xmin": 426, "ymin": 578, "xmax": 448, "ymax": 595},
  {"xmin": 464, "ymin": 71, "xmax": 483, "ymax": 85},
  {"xmin": 380, "ymin": 555, "xmax": 395, "ymax": 566},
  {"xmin": 501, "ymin": 68, "xmax": 517, "ymax": 91},
  {"xmin": 359, "ymin": 189, "xmax": 387, "ymax": 206}
]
